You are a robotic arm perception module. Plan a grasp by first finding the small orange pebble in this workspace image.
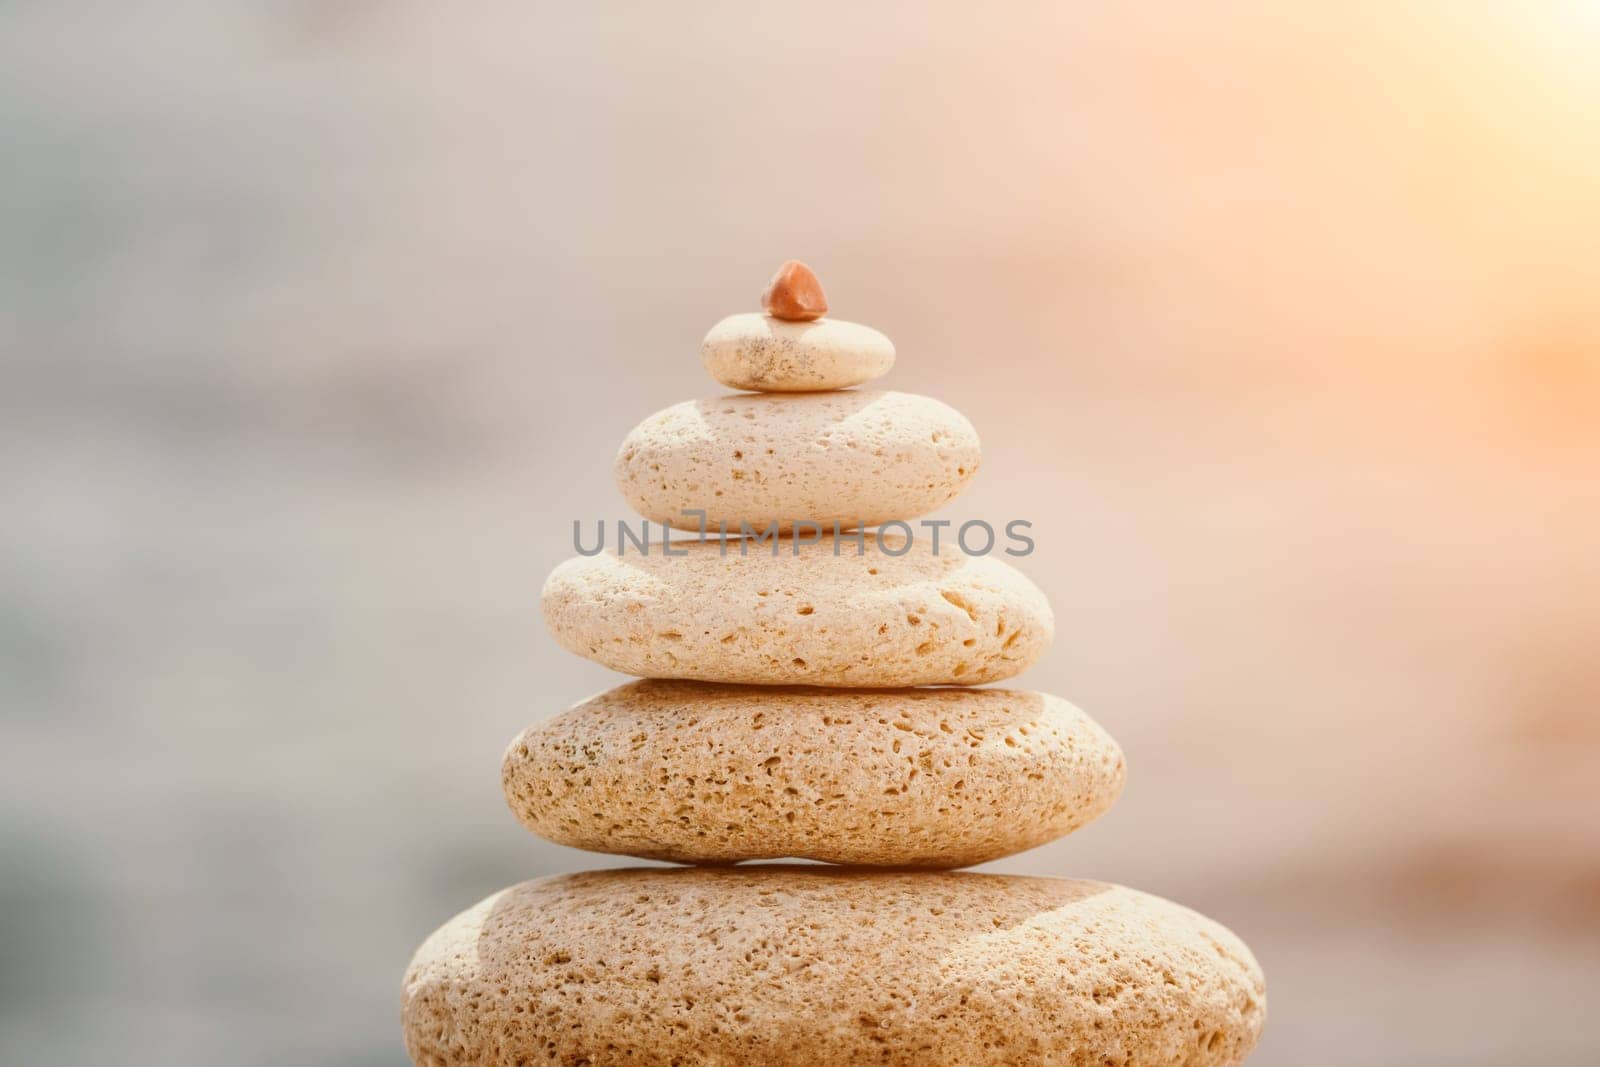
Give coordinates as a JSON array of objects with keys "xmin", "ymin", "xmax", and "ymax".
[{"xmin": 760, "ymin": 259, "xmax": 828, "ymax": 321}]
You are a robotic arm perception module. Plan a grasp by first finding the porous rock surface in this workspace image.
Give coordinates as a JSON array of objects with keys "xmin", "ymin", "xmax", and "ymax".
[
  {"xmin": 401, "ymin": 866, "xmax": 1267, "ymax": 1067},
  {"xmin": 502, "ymin": 681, "xmax": 1125, "ymax": 867},
  {"xmin": 541, "ymin": 532, "xmax": 1052, "ymax": 687},
  {"xmin": 613, "ymin": 389, "xmax": 979, "ymax": 533}
]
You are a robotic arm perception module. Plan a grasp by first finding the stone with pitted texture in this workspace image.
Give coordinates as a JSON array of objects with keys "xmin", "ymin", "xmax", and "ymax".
[
  {"xmin": 614, "ymin": 389, "xmax": 979, "ymax": 533},
  {"xmin": 502, "ymin": 681, "xmax": 1124, "ymax": 867},
  {"xmin": 402, "ymin": 866, "xmax": 1267, "ymax": 1067},
  {"xmin": 542, "ymin": 531, "xmax": 1051, "ymax": 687}
]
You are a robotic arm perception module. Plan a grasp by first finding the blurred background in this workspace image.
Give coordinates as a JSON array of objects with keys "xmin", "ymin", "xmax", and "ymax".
[{"xmin": 2, "ymin": 3, "xmax": 1597, "ymax": 1064}]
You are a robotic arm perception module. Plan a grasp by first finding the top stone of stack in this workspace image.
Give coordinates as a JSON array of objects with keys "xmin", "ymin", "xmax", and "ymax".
[
  {"xmin": 760, "ymin": 259, "xmax": 829, "ymax": 322},
  {"xmin": 621, "ymin": 260, "xmax": 974, "ymax": 533},
  {"xmin": 701, "ymin": 260, "xmax": 895, "ymax": 392}
]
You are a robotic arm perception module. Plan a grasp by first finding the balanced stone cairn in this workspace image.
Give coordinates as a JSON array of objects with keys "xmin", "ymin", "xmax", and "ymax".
[{"xmin": 402, "ymin": 262, "xmax": 1267, "ymax": 1065}]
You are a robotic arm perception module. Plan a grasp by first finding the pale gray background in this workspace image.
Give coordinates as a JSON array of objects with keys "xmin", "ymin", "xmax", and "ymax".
[{"xmin": 3, "ymin": 3, "xmax": 1598, "ymax": 1064}]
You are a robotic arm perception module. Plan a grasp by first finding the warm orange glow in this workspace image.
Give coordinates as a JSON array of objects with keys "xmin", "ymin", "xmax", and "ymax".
[{"xmin": 2, "ymin": 4, "xmax": 1596, "ymax": 1065}]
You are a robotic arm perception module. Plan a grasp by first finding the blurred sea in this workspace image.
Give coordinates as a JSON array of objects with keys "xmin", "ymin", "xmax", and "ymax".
[{"xmin": 2, "ymin": 4, "xmax": 1597, "ymax": 1064}]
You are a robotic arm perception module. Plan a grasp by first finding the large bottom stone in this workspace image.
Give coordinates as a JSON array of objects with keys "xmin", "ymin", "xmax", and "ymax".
[{"xmin": 402, "ymin": 866, "xmax": 1266, "ymax": 1066}]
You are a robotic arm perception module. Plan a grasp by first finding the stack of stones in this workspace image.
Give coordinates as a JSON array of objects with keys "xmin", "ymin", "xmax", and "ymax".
[{"xmin": 402, "ymin": 263, "xmax": 1267, "ymax": 1066}]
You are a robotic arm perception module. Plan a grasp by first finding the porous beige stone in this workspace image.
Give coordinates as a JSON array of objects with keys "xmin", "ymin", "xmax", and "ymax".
[
  {"xmin": 541, "ymin": 532, "xmax": 1051, "ymax": 687},
  {"xmin": 613, "ymin": 389, "xmax": 978, "ymax": 533},
  {"xmin": 502, "ymin": 681, "xmax": 1125, "ymax": 867},
  {"xmin": 402, "ymin": 866, "xmax": 1267, "ymax": 1067},
  {"xmin": 700, "ymin": 311, "xmax": 895, "ymax": 392}
]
